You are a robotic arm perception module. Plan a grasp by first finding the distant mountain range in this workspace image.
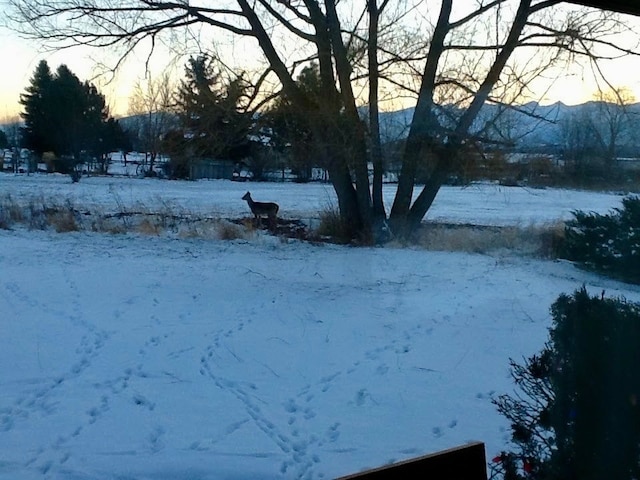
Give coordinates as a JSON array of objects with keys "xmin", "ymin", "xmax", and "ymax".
[{"xmin": 376, "ymin": 101, "xmax": 640, "ymax": 152}]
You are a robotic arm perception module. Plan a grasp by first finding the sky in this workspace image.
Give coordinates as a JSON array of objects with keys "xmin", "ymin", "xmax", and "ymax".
[
  {"xmin": 1, "ymin": 3, "xmax": 640, "ymax": 120},
  {"xmin": 0, "ymin": 29, "xmax": 163, "ymax": 120}
]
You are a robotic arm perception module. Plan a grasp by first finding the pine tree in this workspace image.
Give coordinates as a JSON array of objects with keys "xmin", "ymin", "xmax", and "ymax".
[
  {"xmin": 550, "ymin": 288, "xmax": 640, "ymax": 480},
  {"xmin": 49, "ymin": 64, "xmax": 87, "ymax": 159},
  {"xmin": 262, "ymin": 64, "xmax": 323, "ymax": 181},
  {"xmin": 175, "ymin": 55, "xmax": 252, "ymax": 160},
  {"xmin": 20, "ymin": 61, "xmax": 122, "ymax": 174},
  {"xmin": 20, "ymin": 60, "xmax": 55, "ymax": 154}
]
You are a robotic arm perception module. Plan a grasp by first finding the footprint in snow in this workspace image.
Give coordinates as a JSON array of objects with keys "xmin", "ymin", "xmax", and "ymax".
[
  {"xmin": 326, "ymin": 422, "xmax": 340, "ymax": 442},
  {"xmin": 354, "ymin": 389, "xmax": 370, "ymax": 406},
  {"xmin": 149, "ymin": 426, "xmax": 165, "ymax": 453},
  {"xmin": 376, "ymin": 364, "xmax": 389, "ymax": 375},
  {"xmin": 283, "ymin": 398, "xmax": 298, "ymax": 413},
  {"xmin": 400, "ymin": 447, "xmax": 420, "ymax": 455},
  {"xmin": 132, "ymin": 394, "xmax": 155, "ymax": 411}
]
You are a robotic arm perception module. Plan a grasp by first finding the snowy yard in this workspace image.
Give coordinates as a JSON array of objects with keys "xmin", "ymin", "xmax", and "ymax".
[{"xmin": 1, "ymin": 173, "xmax": 640, "ymax": 479}]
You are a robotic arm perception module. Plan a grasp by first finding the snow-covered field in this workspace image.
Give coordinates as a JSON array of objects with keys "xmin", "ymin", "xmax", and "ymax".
[
  {"xmin": 1, "ymin": 173, "xmax": 639, "ymax": 480},
  {"xmin": 0, "ymin": 172, "xmax": 629, "ymax": 226}
]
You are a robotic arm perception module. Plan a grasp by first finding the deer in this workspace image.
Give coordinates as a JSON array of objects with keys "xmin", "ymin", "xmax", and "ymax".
[{"xmin": 242, "ymin": 191, "xmax": 279, "ymax": 229}]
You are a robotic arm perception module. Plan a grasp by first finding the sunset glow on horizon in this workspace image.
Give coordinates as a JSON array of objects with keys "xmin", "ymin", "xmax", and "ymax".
[{"xmin": 2, "ymin": 3, "xmax": 640, "ymax": 121}]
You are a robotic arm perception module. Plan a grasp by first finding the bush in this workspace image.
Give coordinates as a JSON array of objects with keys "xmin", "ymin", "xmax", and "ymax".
[
  {"xmin": 550, "ymin": 288, "xmax": 640, "ymax": 480},
  {"xmin": 491, "ymin": 348, "xmax": 555, "ymax": 480},
  {"xmin": 562, "ymin": 196, "xmax": 640, "ymax": 283},
  {"xmin": 492, "ymin": 288, "xmax": 640, "ymax": 480}
]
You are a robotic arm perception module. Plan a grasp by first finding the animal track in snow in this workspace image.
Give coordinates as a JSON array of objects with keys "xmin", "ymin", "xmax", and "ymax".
[
  {"xmin": 200, "ymin": 349, "xmax": 329, "ymax": 479},
  {"xmin": 132, "ymin": 393, "xmax": 156, "ymax": 411},
  {"xmin": 148, "ymin": 426, "xmax": 166, "ymax": 453}
]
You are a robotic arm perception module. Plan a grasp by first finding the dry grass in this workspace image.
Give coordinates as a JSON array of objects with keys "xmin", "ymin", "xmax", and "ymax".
[
  {"xmin": 90, "ymin": 216, "xmax": 127, "ymax": 234},
  {"xmin": 316, "ymin": 205, "xmax": 354, "ymax": 243},
  {"xmin": 411, "ymin": 221, "xmax": 565, "ymax": 257},
  {"xmin": 47, "ymin": 208, "xmax": 80, "ymax": 233},
  {"xmin": 0, "ymin": 194, "xmax": 25, "ymax": 229},
  {"xmin": 136, "ymin": 217, "xmax": 162, "ymax": 236},
  {"xmin": 216, "ymin": 220, "xmax": 251, "ymax": 241},
  {"xmin": 175, "ymin": 219, "xmax": 253, "ymax": 241},
  {"xmin": 1, "ymin": 192, "xmax": 567, "ymax": 258}
]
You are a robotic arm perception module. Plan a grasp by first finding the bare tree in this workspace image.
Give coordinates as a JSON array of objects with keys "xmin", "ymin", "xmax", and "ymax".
[
  {"xmin": 1, "ymin": 116, "xmax": 22, "ymax": 150},
  {"xmin": 559, "ymin": 106, "xmax": 602, "ymax": 178},
  {"xmin": 0, "ymin": 116, "xmax": 23, "ymax": 173},
  {"xmin": 590, "ymin": 86, "xmax": 636, "ymax": 167},
  {"xmin": 8, "ymin": 0, "xmax": 639, "ymax": 239},
  {"xmin": 560, "ymin": 86, "xmax": 637, "ymax": 180},
  {"xmin": 128, "ymin": 72, "xmax": 176, "ymax": 175}
]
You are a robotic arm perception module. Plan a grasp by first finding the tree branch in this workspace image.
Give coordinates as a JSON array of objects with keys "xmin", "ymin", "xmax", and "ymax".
[{"xmin": 449, "ymin": 0, "xmax": 506, "ymax": 30}]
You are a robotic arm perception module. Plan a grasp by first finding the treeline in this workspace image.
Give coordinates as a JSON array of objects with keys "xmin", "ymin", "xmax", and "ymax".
[
  {"xmin": 2, "ymin": 55, "xmax": 328, "ymax": 181},
  {"xmin": 18, "ymin": 61, "xmax": 130, "ymax": 176},
  {"xmin": 128, "ymin": 55, "xmax": 328, "ymax": 181},
  {"xmin": 4, "ymin": 56, "xmax": 639, "ymax": 187}
]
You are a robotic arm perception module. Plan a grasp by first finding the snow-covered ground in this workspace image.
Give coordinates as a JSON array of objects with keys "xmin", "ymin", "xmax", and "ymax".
[
  {"xmin": 0, "ymin": 172, "xmax": 629, "ymax": 226},
  {"xmin": 1, "ymin": 173, "xmax": 639, "ymax": 480}
]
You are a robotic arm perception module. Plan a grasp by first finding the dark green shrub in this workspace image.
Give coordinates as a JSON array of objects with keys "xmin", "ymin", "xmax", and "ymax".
[
  {"xmin": 550, "ymin": 288, "xmax": 640, "ymax": 480},
  {"xmin": 491, "ymin": 347, "xmax": 555, "ymax": 480},
  {"xmin": 562, "ymin": 196, "xmax": 640, "ymax": 283},
  {"xmin": 492, "ymin": 288, "xmax": 640, "ymax": 480}
]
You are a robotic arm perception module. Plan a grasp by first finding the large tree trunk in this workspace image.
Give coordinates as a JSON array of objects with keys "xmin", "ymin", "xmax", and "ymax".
[
  {"xmin": 389, "ymin": 0, "xmax": 452, "ymax": 237},
  {"xmin": 328, "ymin": 161, "xmax": 363, "ymax": 236},
  {"xmin": 325, "ymin": 0, "xmax": 373, "ymax": 239},
  {"xmin": 390, "ymin": 0, "xmax": 532, "ymax": 239},
  {"xmin": 314, "ymin": 117, "xmax": 369, "ymax": 240},
  {"xmin": 405, "ymin": 148, "xmax": 454, "ymax": 234}
]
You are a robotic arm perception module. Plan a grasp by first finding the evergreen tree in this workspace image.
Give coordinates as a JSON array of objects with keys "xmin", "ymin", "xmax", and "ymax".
[
  {"xmin": 94, "ymin": 118, "xmax": 131, "ymax": 174},
  {"xmin": 20, "ymin": 60, "xmax": 55, "ymax": 154},
  {"xmin": 550, "ymin": 289, "xmax": 640, "ymax": 480},
  {"xmin": 262, "ymin": 64, "xmax": 320, "ymax": 181},
  {"xmin": 49, "ymin": 64, "xmax": 89, "ymax": 159},
  {"xmin": 492, "ymin": 288, "xmax": 640, "ymax": 480},
  {"xmin": 20, "ymin": 60, "xmax": 122, "ymax": 173},
  {"xmin": 175, "ymin": 55, "xmax": 252, "ymax": 160},
  {"xmin": 262, "ymin": 63, "xmax": 358, "ymax": 182},
  {"xmin": 102, "ymin": 118, "xmax": 131, "ymax": 154}
]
